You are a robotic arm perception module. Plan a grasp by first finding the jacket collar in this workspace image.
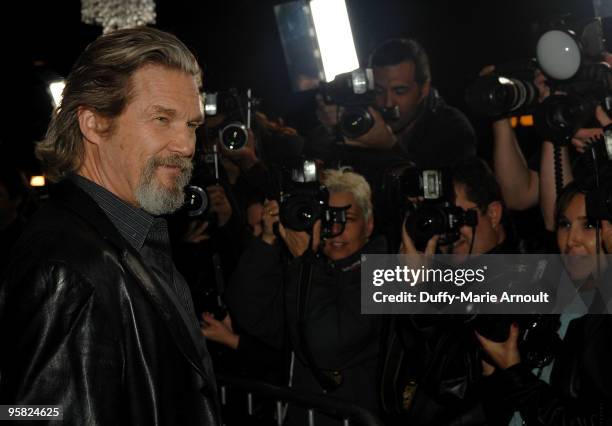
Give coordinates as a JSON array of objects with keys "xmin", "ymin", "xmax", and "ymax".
[
  {"xmin": 320, "ymin": 234, "xmax": 388, "ymax": 271},
  {"xmin": 48, "ymin": 179, "xmax": 213, "ymax": 391}
]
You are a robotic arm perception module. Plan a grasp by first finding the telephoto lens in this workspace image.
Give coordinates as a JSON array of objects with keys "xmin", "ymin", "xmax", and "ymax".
[{"xmin": 465, "ymin": 74, "xmax": 538, "ymax": 117}]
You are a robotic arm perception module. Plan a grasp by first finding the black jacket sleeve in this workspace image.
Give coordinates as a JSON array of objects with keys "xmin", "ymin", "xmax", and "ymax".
[
  {"xmin": 485, "ymin": 314, "xmax": 612, "ymax": 426},
  {"xmin": 225, "ymin": 238, "xmax": 286, "ymax": 349},
  {"xmin": 0, "ymin": 260, "xmax": 123, "ymax": 425}
]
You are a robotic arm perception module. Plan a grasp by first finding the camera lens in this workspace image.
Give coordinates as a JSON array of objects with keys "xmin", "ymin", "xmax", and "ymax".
[
  {"xmin": 405, "ymin": 204, "xmax": 447, "ymax": 245},
  {"xmin": 184, "ymin": 185, "xmax": 209, "ymax": 217},
  {"xmin": 220, "ymin": 122, "xmax": 248, "ymax": 150},
  {"xmin": 465, "ymin": 74, "xmax": 538, "ymax": 117},
  {"xmin": 280, "ymin": 194, "xmax": 321, "ymax": 231},
  {"xmin": 340, "ymin": 106, "xmax": 374, "ymax": 139}
]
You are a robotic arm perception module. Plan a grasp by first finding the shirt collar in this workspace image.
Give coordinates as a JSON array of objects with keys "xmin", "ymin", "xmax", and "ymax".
[{"xmin": 70, "ymin": 174, "xmax": 154, "ymax": 251}]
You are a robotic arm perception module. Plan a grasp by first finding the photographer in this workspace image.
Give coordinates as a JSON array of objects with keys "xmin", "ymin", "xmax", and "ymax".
[
  {"xmin": 309, "ymin": 38, "xmax": 476, "ymax": 168},
  {"xmin": 477, "ymin": 179, "xmax": 612, "ymax": 425},
  {"xmin": 225, "ymin": 169, "xmax": 386, "ymax": 425},
  {"xmin": 308, "ymin": 39, "xmax": 476, "ymax": 250},
  {"xmin": 401, "ymin": 157, "xmax": 514, "ymax": 256},
  {"xmin": 483, "ymin": 59, "xmax": 612, "ymax": 231},
  {"xmin": 381, "ymin": 157, "xmax": 516, "ymax": 425}
]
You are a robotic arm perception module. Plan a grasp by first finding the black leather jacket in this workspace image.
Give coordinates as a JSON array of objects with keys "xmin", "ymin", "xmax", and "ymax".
[
  {"xmin": 226, "ymin": 236, "xmax": 387, "ymax": 419},
  {"xmin": 0, "ymin": 180, "xmax": 220, "ymax": 425},
  {"xmin": 487, "ymin": 314, "xmax": 612, "ymax": 425}
]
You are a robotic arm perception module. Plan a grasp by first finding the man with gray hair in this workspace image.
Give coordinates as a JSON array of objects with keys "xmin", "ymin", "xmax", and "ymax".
[{"xmin": 0, "ymin": 27, "xmax": 220, "ymax": 425}]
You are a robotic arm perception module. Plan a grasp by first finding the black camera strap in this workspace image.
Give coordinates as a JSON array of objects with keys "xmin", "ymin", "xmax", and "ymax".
[
  {"xmin": 295, "ymin": 238, "xmax": 343, "ymax": 392},
  {"xmin": 553, "ymin": 143, "xmax": 565, "ymax": 199}
]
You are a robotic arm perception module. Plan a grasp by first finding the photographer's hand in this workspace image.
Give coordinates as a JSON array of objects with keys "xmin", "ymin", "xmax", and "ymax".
[
  {"xmin": 201, "ymin": 312, "xmax": 239, "ymax": 350},
  {"xmin": 343, "ymin": 107, "xmax": 397, "ymax": 150},
  {"xmin": 481, "ymin": 359, "xmax": 496, "ymax": 377},
  {"xmin": 278, "ymin": 220, "xmax": 321, "ymax": 258},
  {"xmin": 399, "ymin": 219, "xmax": 439, "ymax": 255},
  {"xmin": 534, "ymin": 68, "xmax": 551, "ymax": 103},
  {"xmin": 261, "ymin": 199, "xmax": 280, "ymax": 245},
  {"xmin": 182, "ymin": 219, "xmax": 210, "ymax": 243},
  {"xmin": 256, "ymin": 111, "xmax": 298, "ymax": 136},
  {"xmin": 570, "ymin": 106, "xmax": 612, "ymax": 153},
  {"xmin": 206, "ymin": 185, "xmax": 233, "ymax": 227},
  {"xmin": 475, "ymin": 323, "xmax": 521, "ymax": 370}
]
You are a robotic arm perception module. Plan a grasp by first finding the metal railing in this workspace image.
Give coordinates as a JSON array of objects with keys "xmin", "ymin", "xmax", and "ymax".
[{"xmin": 216, "ymin": 373, "xmax": 385, "ymax": 426}]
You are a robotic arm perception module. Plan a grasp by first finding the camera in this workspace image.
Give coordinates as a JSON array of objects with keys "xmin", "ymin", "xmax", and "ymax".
[
  {"xmin": 278, "ymin": 159, "xmax": 348, "ymax": 237},
  {"xmin": 465, "ymin": 61, "xmax": 540, "ymax": 118},
  {"xmin": 383, "ymin": 165, "xmax": 476, "ymax": 248},
  {"xmin": 405, "ymin": 202, "xmax": 478, "ymax": 248},
  {"xmin": 204, "ymin": 88, "xmax": 258, "ymax": 150},
  {"xmin": 535, "ymin": 63, "xmax": 612, "ymax": 143},
  {"xmin": 470, "ymin": 314, "xmax": 561, "ymax": 369},
  {"xmin": 320, "ymin": 68, "xmax": 399, "ymax": 139},
  {"xmin": 182, "ymin": 145, "xmax": 221, "ymax": 220},
  {"xmin": 280, "ymin": 182, "xmax": 330, "ymax": 232}
]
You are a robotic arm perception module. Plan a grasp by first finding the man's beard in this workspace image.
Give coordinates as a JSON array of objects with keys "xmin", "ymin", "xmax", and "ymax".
[{"xmin": 135, "ymin": 155, "xmax": 193, "ymax": 215}]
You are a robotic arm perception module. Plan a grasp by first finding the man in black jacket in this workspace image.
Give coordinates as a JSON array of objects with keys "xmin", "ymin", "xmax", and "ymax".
[
  {"xmin": 381, "ymin": 157, "xmax": 516, "ymax": 425},
  {"xmin": 0, "ymin": 28, "xmax": 220, "ymax": 425},
  {"xmin": 308, "ymin": 38, "xmax": 476, "ymax": 250}
]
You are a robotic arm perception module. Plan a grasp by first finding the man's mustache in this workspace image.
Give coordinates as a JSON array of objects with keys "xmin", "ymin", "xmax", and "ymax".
[{"xmin": 151, "ymin": 155, "xmax": 193, "ymax": 173}]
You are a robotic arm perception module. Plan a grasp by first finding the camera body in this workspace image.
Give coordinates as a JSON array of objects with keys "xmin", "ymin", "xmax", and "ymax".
[
  {"xmin": 470, "ymin": 314, "xmax": 561, "ymax": 369},
  {"xmin": 404, "ymin": 201, "xmax": 478, "ymax": 248},
  {"xmin": 536, "ymin": 63, "xmax": 612, "ymax": 143},
  {"xmin": 204, "ymin": 89, "xmax": 256, "ymax": 150},
  {"xmin": 280, "ymin": 182, "xmax": 330, "ymax": 232},
  {"xmin": 277, "ymin": 158, "xmax": 348, "ymax": 238},
  {"xmin": 320, "ymin": 68, "xmax": 399, "ymax": 139},
  {"xmin": 384, "ymin": 165, "xmax": 477, "ymax": 248}
]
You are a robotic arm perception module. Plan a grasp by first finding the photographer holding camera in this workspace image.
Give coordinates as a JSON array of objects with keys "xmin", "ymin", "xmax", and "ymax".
[
  {"xmin": 225, "ymin": 168, "xmax": 386, "ymax": 425},
  {"xmin": 380, "ymin": 157, "xmax": 516, "ymax": 425},
  {"xmin": 476, "ymin": 179, "xmax": 612, "ymax": 425},
  {"xmin": 486, "ymin": 66, "xmax": 612, "ymax": 230},
  {"xmin": 310, "ymin": 38, "xmax": 476, "ymax": 168},
  {"xmin": 400, "ymin": 157, "xmax": 513, "ymax": 257},
  {"xmin": 469, "ymin": 19, "xmax": 612, "ymax": 234},
  {"xmin": 308, "ymin": 38, "xmax": 477, "ymax": 252}
]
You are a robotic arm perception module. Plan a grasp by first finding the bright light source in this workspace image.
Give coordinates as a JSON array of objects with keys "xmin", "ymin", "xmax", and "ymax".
[
  {"xmin": 510, "ymin": 117, "xmax": 518, "ymax": 128},
  {"xmin": 48, "ymin": 80, "xmax": 65, "ymax": 109},
  {"xmin": 30, "ymin": 176, "xmax": 46, "ymax": 187},
  {"xmin": 536, "ymin": 30, "xmax": 581, "ymax": 80},
  {"xmin": 309, "ymin": 0, "xmax": 359, "ymax": 82}
]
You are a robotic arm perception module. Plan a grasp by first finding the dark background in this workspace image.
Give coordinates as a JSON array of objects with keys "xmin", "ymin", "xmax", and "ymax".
[{"xmin": 0, "ymin": 0, "xmax": 599, "ymax": 176}]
